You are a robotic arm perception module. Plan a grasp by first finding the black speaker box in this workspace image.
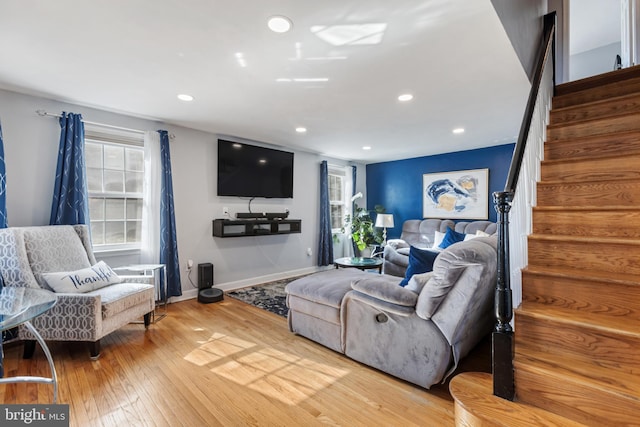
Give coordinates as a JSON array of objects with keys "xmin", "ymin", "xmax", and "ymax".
[
  {"xmin": 198, "ymin": 263, "xmax": 214, "ymax": 290},
  {"xmin": 197, "ymin": 262, "xmax": 222, "ymax": 303}
]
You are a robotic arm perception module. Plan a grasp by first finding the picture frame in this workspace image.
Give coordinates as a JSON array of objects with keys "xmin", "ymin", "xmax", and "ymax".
[{"xmin": 423, "ymin": 168, "xmax": 489, "ymax": 219}]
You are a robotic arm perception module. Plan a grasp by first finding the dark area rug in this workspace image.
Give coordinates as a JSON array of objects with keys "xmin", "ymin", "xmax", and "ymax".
[{"xmin": 226, "ymin": 275, "xmax": 307, "ymax": 318}]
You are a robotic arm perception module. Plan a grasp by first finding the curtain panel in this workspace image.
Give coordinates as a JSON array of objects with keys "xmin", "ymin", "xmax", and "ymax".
[
  {"xmin": 317, "ymin": 160, "xmax": 334, "ymax": 266},
  {"xmin": 158, "ymin": 131, "xmax": 182, "ymax": 298},
  {"xmin": 49, "ymin": 112, "xmax": 89, "ymax": 226}
]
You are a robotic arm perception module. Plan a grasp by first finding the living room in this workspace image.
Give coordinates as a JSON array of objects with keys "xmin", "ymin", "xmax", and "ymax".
[{"xmin": 0, "ymin": 1, "xmax": 627, "ymax": 425}]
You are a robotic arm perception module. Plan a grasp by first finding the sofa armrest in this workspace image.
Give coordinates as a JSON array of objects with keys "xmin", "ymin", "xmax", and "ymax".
[
  {"xmin": 118, "ymin": 274, "xmax": 154, "ymax": 285},
  {"xmin": 351, "ymin": 275, "xmax": 417, "ymax": 307},
  {"xmin": 386, "ymin": 239, "xmax": 409, "ymax": 250}
]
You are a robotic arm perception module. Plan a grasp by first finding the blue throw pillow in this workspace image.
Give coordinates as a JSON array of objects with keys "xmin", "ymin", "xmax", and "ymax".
[
  {"xmin": 438, "ymin": 227, "xmax": 466, "ymax": 249},
  {"xmin": 399, "ymin": 246, "xmax": 439, "ymax": 287}
]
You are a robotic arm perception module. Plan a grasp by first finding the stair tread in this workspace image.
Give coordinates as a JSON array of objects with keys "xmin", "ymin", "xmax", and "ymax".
[
  {"xmin": 517, "ymin": 304, "xmax": 640, "ymax": 337},
  {"xmin": 528, "ymin": 233, "xmax": 640, "ymax": 246},
  {"xmin": 514, "ymin": 353, "xmax": 640, "ymax": 401},
  {"xmin": 449, "ymin": 372, "xmax": 587, "ymax": 427},
  {"xmin": 548, "ymin": 107, "xmax": 640, "ymax": 130},
  {"xmin": 552, "ymin": 91, "xmax": 640, "ymax": 114},
  {"xmin": 523, "ymin": 265, "xmax": 640, "ymax": 287},
  {"xmin": 542, "ymin": 151, "xmax": 640, "ymax": 166},
  {"xmin": 555, "ymin": 65, "xmax": 640, "ymax": 97},
  {"xmin": 533, "ymin": 205, "xmax": 640, "ymax": 211}
]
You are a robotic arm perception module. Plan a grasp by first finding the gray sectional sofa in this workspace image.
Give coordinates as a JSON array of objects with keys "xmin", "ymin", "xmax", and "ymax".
[
  {"xmin": 383, "ymin": 219, "xmax": 497, "ymax": 277},
  {"xmin": 285, "ymin": 223, "xmax": 497, "ymax": 389}
]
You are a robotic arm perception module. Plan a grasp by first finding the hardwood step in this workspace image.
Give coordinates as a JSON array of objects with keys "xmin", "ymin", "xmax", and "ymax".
[
  {"xmin": 449, "ymin": 372, "xmax": 586, "ymax": 427},
  {"xmin": 547, "ymin": 112, "xmax": 640, "ymax": 142},
  {"xmin": 514, "ymin": 357, "xmax": 640, "ymax": 426},
  {"xmin": 554, "ymin": 65, "xmax": 640, "ymax": 109},
  {"xmin": 515, "ymin": 352, "xmax": 640, "ymax": 404},
  {"xmin": 550, "ymin": 92, "xmax": 640, "ymax": 126},
  {"xmin": 537, "ymin": 179, "xmax": 640, "ymax": 207},
  {"xmin": 515, "ymin": 304, "xmax": 640, "ymax": 373},
  {"xmin": 527, "ymin": 234, "xmax": 640, "ymax": 276},
  {"xmin": 541, "ymin": 154, "xmax": 640, "ymax": 182},
  {"xmin": 544, "ymin": 130, "xmax": 640, "ymax": 161},
  {"xmin": 532, "ymin": 206, "xmax": 640, "ymax": 238},
  {"xmin": 521, "ymin": 266, "xmax": 640, "ymax": 321}
]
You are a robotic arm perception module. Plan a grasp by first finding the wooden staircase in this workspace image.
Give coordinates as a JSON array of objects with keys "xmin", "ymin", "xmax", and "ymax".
[{"xmin": 450, "ymin": 66, "xmax": 640, "ymax": 426}]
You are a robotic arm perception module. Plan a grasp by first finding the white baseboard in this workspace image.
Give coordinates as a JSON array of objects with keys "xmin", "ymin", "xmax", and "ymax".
[{"xmin": 168, "ymin": 265, "xmax": 332, "ymax": 303}]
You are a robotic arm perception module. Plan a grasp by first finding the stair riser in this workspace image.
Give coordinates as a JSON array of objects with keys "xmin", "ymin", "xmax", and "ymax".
[
  {"xmin": 537, "ymin": 180, "xmax": 640, "ymax": 207},
  {"xmin": 514, "ymin": 363, "xmax": 639, "ymax": 426},
  {"xmin": 521, "ymin": 270, "xmax": 640, "ymax": 321},
  {"xmin": 544, "ymin": 132, "xmax": 640, "ymax": 161},
  {"xmin": 528, "ymin": 238, "xmax": 640, "ymax": 276},
  {"xmin": 554, "ymin": 78, "xmax": 640, "ymax": 109},
  {"xmin": 532, "ymin": 209, "xmax": 640, "ymax": 238},
  {"xmin": 547, "ymin": 113, "xmax": 640, "ymax": 142},
  {"xmin": 541, "ymin": 155, "xmax": 640, "ymax": 182},
  {"xmin": 550, "ymin": 93, "xmax": 640, "ymax": 126},
  {"xmin": 515, "ymin": 313, "xmax": 640, "ymax": 373}
]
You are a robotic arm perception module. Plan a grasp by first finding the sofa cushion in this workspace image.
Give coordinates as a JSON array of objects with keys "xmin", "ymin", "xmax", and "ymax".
[
  {"xmin": 91, "ymin": 282, "xmax": 155, "ymax": 319},
  {"xmin": 23, "ymin": 226, "xmax": 92, "ymax": 290},
  {"xmin": 351, "ymin": 274, "xmax": 414, "ymax": 306},
  {"xmin": 438, "ymin": 227, "xmax": 466, "ymax": 249},
  {"xmin": 42, "ymin": 261, "xmax": 122, "ymax": 293},
  {"xmin": 399, "ymin": 247, "xmax": 439, "ymax": 287}
]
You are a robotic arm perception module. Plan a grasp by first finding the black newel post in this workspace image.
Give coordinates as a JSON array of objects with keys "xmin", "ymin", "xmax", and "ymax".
[{"xmin": 492, "ymin": 190, "xmax": 515, "ymax": 400}]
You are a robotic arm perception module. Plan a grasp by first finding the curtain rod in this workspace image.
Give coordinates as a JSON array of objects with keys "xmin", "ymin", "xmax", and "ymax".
[{"xmin": 36, "ymin": 110, "xmax": 175, "ymax": 139}]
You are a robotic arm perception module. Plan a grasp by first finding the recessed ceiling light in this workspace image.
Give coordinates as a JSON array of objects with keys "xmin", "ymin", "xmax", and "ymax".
[
  {"xmin": 362, "ymin": 146, "xmax": 372, "ymax": 150},
  {"xmin": 453, "ymin": 128, "xmax": 465, "ymax": 134},
  {"xmin": 177, "ymin": 94, "xmax": 194, "ymax": 102},
  {"xmin": 268, "ymin": 15, "xmax": 293, "ymax": 33},
  {"xmin": 296, "ymin": 127, "xmax": 307, "ymax": 133},
  {"xmin": 398, "ymin": 94, "xmax": 413, "ymax": 102}
]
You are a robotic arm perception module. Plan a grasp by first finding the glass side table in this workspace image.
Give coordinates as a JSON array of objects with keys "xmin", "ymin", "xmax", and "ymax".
[
  {"xmin": 334, "ymin": 257, "xmax": 383, "ymax": 273},
  {"xmin": 114, "ymin": 264, "xmax": 167, "ymax": 323},
  {"xmin": 0, "ymin": 287, "xmax": 58, "ymax": 403}
]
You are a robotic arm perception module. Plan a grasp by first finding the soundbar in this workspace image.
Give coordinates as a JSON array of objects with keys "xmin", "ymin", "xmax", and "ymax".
[{"xmin": 236, "ymin": 212, "xmax": 289, "ymax": 220}]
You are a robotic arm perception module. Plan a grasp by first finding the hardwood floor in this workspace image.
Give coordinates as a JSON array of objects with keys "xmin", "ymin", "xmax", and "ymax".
[{"xmin": 0, "ymin": 296, "xmax": 490, "ymax": 426}]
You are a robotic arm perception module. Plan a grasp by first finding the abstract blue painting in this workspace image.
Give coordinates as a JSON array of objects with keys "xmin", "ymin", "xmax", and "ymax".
[{"xmin": 423, "ymin": 168, "xmax": 489, "ymax": 219}]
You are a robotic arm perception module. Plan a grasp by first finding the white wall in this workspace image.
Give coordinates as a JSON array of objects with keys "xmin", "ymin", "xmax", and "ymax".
[
  {"xmin": 0, "ymin": 88, "xmax": 365, "ymax": 300},
  {"xmin": 570, "ymin": 42, "xmax": 621, "ymax": 80}
]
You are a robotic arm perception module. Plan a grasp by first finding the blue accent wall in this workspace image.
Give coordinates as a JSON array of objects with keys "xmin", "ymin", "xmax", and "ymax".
[{"xmin": 366, "ymin": 143, "xmax": 515, "ymax": 239}]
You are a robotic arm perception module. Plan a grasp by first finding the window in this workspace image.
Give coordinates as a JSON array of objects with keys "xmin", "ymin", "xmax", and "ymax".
[
  {"xmin": 85, "ymin": 126, "xmax": 145, "ymax": 249},
  {"xmin": 328, "ymin": 166, "xmax": 352, "ymax": 232}
]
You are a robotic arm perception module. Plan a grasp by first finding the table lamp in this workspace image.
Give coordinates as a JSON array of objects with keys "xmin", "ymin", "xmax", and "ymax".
[{"xmin": 375, "ymin": 213, "xmax": 394, "ymax": 246}]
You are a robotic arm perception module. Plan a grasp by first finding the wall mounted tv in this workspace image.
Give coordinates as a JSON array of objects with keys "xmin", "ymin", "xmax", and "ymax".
[{"xmin": 217, "ymin": 139, "xmax": 294, "ymax": 198}]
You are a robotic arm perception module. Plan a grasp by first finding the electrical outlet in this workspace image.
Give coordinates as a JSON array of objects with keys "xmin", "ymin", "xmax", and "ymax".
[
  {"xmin": 187, "ymin": 259, "xmax": 193, "ymax": 270},
  {"xmin": 223, "ymin": 206, "xmax": 229, "ymax": 215},
  {"xmin": 306, "ymin": 248, "xmax": 312, "ymax": 257}
]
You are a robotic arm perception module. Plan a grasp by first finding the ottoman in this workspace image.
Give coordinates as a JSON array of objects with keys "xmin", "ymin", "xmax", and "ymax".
[{"xmin": 285, "ymin": 268, "xmax": 371, "ymax": 353}]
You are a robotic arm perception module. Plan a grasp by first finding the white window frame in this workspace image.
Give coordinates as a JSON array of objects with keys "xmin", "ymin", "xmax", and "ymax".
[
  {"xmin": 328, "ymin": 165, "xmax": 353, "ymax": 233},
  {"xmin": 85, "ymin": 125, "xmax": 145, "ymax": 252}
]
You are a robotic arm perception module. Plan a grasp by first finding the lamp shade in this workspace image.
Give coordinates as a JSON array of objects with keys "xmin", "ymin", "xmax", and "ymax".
[{"xmin": 375, "ymin": 213, "xmax": 394, "ymax": 228}]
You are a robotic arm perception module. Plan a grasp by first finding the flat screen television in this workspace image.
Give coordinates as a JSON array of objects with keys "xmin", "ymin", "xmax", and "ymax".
[{"xmin": 217, "ymin": 139, "xmax": 294, "ymax": 198}]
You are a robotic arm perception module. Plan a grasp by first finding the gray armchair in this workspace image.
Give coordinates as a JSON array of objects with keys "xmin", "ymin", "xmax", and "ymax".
[{"xmin": 0, "ymin": 225, "xmax": 155, "ymax": 359}]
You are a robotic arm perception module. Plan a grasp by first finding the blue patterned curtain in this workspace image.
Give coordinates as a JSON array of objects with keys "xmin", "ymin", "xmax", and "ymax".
[
  {"xmin": 50, "ymin": 112, "xmax": 89, "ymax": 225},
  {"xmin": 351, "ymin": 165, "xmax": 357, "ymax": 255},
  {"xmin": 158, "ymin": 130, "xmax": 182, "ymax": 298},
  {"xmin": 317, "ymin": 160, "xmax": 333, "ymax": 266},
  {"xmin": 0, "ymin": 119, "xmax": 6, "ymax": 229},
  {"xmin": 0, "ymin": 119, "xmax": 5, "ymax": 378}
]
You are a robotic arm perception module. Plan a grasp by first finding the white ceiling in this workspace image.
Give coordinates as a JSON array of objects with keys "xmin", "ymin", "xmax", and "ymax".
[{"xmin": 0, "ymin": 0, "xmax": 530, "ymax": 163}]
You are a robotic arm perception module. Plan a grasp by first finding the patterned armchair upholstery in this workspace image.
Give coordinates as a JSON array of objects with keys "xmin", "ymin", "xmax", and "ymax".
[{"xmin": 0, "ymin": 225, "xmax": 155, "ymax": 359}]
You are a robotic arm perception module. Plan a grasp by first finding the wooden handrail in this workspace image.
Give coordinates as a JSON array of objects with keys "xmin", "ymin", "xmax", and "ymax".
[{"xmin": 492, "ymin": 11, "xmax": 556, "ymax": 401}]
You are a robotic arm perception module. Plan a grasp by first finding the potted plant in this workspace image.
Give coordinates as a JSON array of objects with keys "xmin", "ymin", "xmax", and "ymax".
[{"xmin": 342, "ymin": 193, "xmax": 385, "ymax": 257}]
